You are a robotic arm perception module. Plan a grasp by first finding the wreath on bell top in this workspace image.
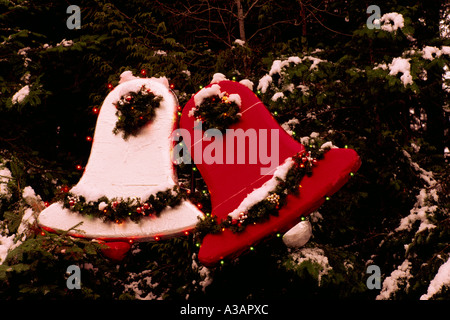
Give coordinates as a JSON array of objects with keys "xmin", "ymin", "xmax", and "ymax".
[
  {"xmin": 113, "ymin": 85, "xmax": 164, "ymax": 140},
  {"xmin": 192, "ymin": 92, "xmax": 242, "ymax": 132}
]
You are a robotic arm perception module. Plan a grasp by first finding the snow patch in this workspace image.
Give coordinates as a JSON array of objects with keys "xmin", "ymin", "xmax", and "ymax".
[
  {"xmin": 0, "ymin": 232, "xmax": 15, "ymax": 264},
  {"xmin": 422, "ymin": 45, "xmax": 450, "ymax": 60},
  {"xmin": 0, "ymin": 165, "xmax": 12, "ymax": 199},
  {"xmin": 388, "ymin": 57, "xmax": 413, "ymax": 87},
  {"xmin": 154, "ymin": 50, "xmax": 167, "ymax": 56},
  {"xmin": 181, "ymin": 70, "xmax": 191, "ymax": 77},
  {"xmin": 380, "ymin": 12, "xmax": 405, "ymax": 32},
  {"xmin": 228, "ymin": 93, "xmax": 241, "ymax": 106},
  {"xmin": 420, "ymin": 256, "xmax": 450, "ymax": 300},
  {"xmin": 192, "ymin": 254, "xmax": 213, "ymax": 291},
  {"xmin": 297, "ymin": 84, "xmax": 310, "ymax": 95},
  {"xmin": 119, "ymin": 70, "xmax": 138, "ymax": 84},
  {"xmin": 373, "ymin": 63, "xmax": 388, "ymax": 70},
  {"xmin": 239, "ymin": 79, "xmax": 254, "ymax": 91},
  {"xmin": 22, "ymin": 186, "xmax": 42, "ymax": 207},
  {"xmin": 123, "ymin": 270, "xmax": 162, "ymax": 300},
  {"xmin": 396, "ymin": 150, "xmax": 438, "ymax": 232},
  {"xmin": 271, "ymin": 92, "xmax": 285, "ymax": 101},
  {"xmin": 256, "ymin": 55, "xmax": 326, "ymax": 95},
  {"xmin": 194, "ymin": 84, "xmax": 222, "ymax": 107},
  {"xmin": 289, "ymin": 247, "xmax": 332, "ymax": 285},
  {"xmin": 17, "ymin": 207, "xmax": 35, "ymax": 236},
  {"xmin": 376, "ymin": 260, "xmax": 412, "ymax": 300},
  {"xmin": 228, "ymin": 157, "xmax": 294, "ymax": 219},
  {"xmin": 57, "ymin": 39, "xmax": 73, "ymax": 47},
  {"xmin": 320, "ymin": 141, "xmax": 337, "ymax": 150},
  {"xmin": 234, "ymin": 39, "xmax": 245, "ymax": 46},
  {"xmin": 257, "ymin": 74, "xmax": 273, "ymax": 93},
  {"xmin": 281, "ymin": 118, "xmax": 299, "ymax": 136},
  {"xmin": 396, "ymin": 188, "xmax": 437, "ymax": 233},
  {"xmin": 12, "ymin": 85, "xmax": 30, "ymax": 104},
  {"xmin": 210, "ymin": 73, "xmax": 228, "ymax": 84}
]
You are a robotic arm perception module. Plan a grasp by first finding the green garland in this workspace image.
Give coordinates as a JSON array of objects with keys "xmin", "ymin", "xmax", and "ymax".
[
  {"xmin": 193, "ymin": 93, "xmax": 241, "ymax": 132},
  {"xmin": 194, "ymin": 140, "xmax": 331, "ymax": 241},
  {"xmin": 63, "ymin": 186, "xmax": 186, "ymax": 223},
  {"xmin": 113, "ymin": 85, "xmax": 163, "ymax": 140}
]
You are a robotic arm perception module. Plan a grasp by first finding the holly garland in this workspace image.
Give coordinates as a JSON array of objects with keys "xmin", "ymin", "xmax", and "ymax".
[
  {"xmin": 194, "ymin": 139, "xmax": 331, "ymax": 241},
  {"xmin": 63, "ymin": 186, "xmax": 186, "ymax": 224},
  {"xmin": 113, "ymin": 85, "xmax": 163, "ymax": 140},
  {"xmin": 193, "ymin": 93, "xmax": 241, "ymax": 132}
]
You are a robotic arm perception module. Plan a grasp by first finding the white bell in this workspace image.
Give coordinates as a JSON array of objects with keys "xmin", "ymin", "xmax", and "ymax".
[{"xmin": 38, "ymin": 77, "xmax": 203, "ymax": 241}]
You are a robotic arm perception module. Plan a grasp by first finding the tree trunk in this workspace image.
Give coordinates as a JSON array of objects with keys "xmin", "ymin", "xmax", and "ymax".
[
  {"xmin": 300, "ymin": 1, "xmax": 307, "ymax": 52},
  {"xmin": 235, "ymin": 0, "xmax": 246, "ymax": 42}
]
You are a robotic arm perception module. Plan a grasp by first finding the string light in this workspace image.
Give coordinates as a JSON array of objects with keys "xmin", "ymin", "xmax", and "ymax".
[
  {"xmin": 107, "ymin": 83, "xmax": 114, "ymax": 90},
  {"xmin": 76, "ymin": 165, "xmax": 83, "ymax": 171},
  {"xmin": 325, "ymin": 196, "xmax": 330, "ymax": 201},
  {"xmin": 140, "ymin": 69, "xmax": 147, "ymax": 77},
  {"xmin": 86, "ymin": 136, "xmax": 92, "ymax": 142},
  {"xmin": 92, "ymin": 107, "xmax": 99, "ymax": 114}
]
